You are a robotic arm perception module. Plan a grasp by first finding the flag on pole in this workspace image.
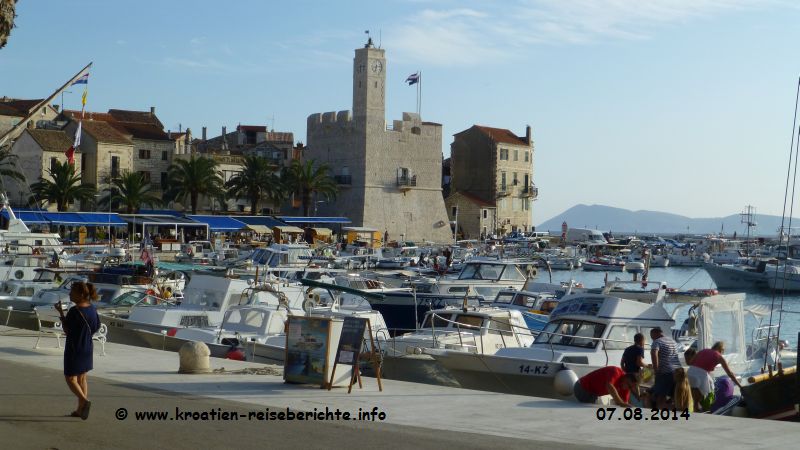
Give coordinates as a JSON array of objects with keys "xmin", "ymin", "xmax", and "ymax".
[
  {"xmin": 71, "ymin": 73, "xmax": 89, "ymax": 85},
  {"xmin": 65, "ymin": 122, "xmax": 81, "ymax": 165},
  {"xmin": 405, "ymin": 72, "xmax": 420, "ymax": 85},
  {"xmin": 81, "ymin": 88, "xmax": 88, "ymax": 107}
]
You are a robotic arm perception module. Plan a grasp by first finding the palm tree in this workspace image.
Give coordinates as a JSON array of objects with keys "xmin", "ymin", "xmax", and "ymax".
[
  {"xmin": 98, "ymin": 171, "xmax": 162, "ymax": 214},
  {"xmin": 263, "ymin": 172, "xmax": 288, "ymax": 214},
  {"xmin": 29, "ymin": 160, "xmax": 95, "ymax": 211},
  {"xmin": 163, "ymin": 156, "xmax": 223, "ymax": 214},
  {"xmin": 225, "ymin": 155, "xmax": 274, "ymax": 214},
  {"xmin": 0, "ymin": 146, "xmax": 25, "ymax": 194},
  {"xmin": 284, "ymin": 159, "xmax": 338, "ymax": 217}
]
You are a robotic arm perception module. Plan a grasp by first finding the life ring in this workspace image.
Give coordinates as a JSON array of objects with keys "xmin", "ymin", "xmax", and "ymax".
[
  {"xmin": 14, "ymin": 270, "xmax": 24, "ymax": 279},
  {"xmin": 681, "ymin": 250, "xmax": 688, "ymax": 256}
]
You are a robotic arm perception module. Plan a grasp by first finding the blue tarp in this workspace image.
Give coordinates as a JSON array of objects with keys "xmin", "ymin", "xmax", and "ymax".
[
  {"xmin": 186, "ymin": 215, "xmax": 247, "ymax": 232},
  {"xmin": 235, "ymin": 216, "xmax": 288, "ymax": 228},
  {"xmin": 278, "ymin": 216, "xmax": 351, "ymax": 224},
  {"xmin": 1, "ymin": 210, "xmax": 127, "ymax": 227}
]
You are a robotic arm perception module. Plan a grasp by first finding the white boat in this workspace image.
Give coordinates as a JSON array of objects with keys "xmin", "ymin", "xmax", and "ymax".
[
  {"xmin": 380, "ymin": 306, "xmax": 535, "ymax": 386},
  {"xmin": 702, "ymin": 261, "xmax": 770, "ymax": 290},
  {"xmin": 428, "ymin": 290, "xmax": 752, "ymax": 399},
  {"xmin": 0, "ymin": 195, "xmax": 63, "ymax": 255},
  {"xmin": 582, "ymin": 257, "xmax": 625, "ymax": 272}
]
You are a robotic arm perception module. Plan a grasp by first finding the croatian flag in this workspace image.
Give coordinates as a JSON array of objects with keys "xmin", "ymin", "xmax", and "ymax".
[
  {"xmin": 71, "ymin": 73, "xmax": 89, "ymax": 85},
  {"xmin": 405, "ymin": 72, "xmax": 419, "ymax": 85},
  {"xmin": 65, "ymin": 122, "xmax": 81, "ymax": 165}
]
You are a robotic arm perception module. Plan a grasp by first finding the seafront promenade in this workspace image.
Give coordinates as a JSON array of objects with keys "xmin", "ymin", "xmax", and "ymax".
[{"xmin": 0, "ymin": 326, "xmax": 795, "ymax": 449}]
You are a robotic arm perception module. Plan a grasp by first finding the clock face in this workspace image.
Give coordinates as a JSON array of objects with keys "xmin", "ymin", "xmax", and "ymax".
[{"xmin": 370, "ymin": 60, "xmax": 383, "ymax": 74}]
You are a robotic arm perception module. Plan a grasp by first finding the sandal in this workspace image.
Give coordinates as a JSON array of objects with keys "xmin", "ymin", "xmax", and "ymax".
[
  {"xmin": 69, "ymin": 411, "xmax": 81, "ymax": 417},
  {"xmin": 80, "ymin": 401, "xmax": 91, "ymax": 420}
]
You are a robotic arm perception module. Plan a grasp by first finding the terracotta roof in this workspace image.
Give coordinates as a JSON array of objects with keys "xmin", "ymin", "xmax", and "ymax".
[
  {"xmin": 80, "ymin": 120, "xmax": 131, "ymax": 145},
  {"xmin": 63, "ymin": 110, "xmax": 115, "ymax": 122},
  {"xmin": 112, "ymin": 122, "xmax": 169, "ymax": 141},
  {"xmin": 0, "ymin": 103, "xmax": 23, "ymax": 117},
  {"xmin": 108, "ymin": 109, "xmax": 163, "ymax": 127},
  {"xmin": 0, "ymin": 98, "xmax": 45, "ymax": 115},
  {"xmin": 265, "ymin": 131, "xmax": 294, "ymax": 143},
  {"xmin": 452, "ymin": 191, "xmax": 495, "ymax": 207},
  {"xmin": 63, "ymin": 109, "xmax": 168, "ymax": 141},
  {"xmin": 471, "ymin": 125, "xmax": 528, "ymax": 146},
  {"xmin": 26, "ymin": 129, "xmax": 73, "ymax": 153}
]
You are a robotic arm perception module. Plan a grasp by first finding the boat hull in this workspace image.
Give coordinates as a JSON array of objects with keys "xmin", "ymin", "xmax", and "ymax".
[
  {"xmin": 373, "ymin": 354, "xmax": 460, "ymax": 387},
  {"xmin": 702, "ymin": 263, "xmax": 768, "ymax": 290}
]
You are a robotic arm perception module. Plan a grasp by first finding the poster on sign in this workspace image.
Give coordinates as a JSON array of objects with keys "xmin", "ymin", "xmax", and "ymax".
[{"xmin": 284, "ymin": 316, "xmax": 332, "ymax": 386}]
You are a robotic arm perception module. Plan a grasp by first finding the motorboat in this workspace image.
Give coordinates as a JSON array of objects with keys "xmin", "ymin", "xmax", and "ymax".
[
  {"xmin": 428, "ymin": 290, "xmax": 753, "ymax": 399},
  {"xmin": 702, "ymin": 260, "xmax": 771, "ymax": 290},
  {"xmin": 380, "ymin": 306, "xmax": 535, "ymax": 386},
  {"xmin": 582, "ymin": 257, "xmax": 625, "ymax": 272},
  {"xmin": 487, "ymin": 288, "xmax": 563, "ymax": 331}
]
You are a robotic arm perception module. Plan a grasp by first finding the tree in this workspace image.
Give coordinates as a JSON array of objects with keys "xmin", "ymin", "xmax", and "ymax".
[
  {"xmin": 284, "ymin": 159, "xmax": 338, "ymax": 217},
  {"xmin": 99, "ymin": 171, "xmax": 162, "ymax": 214},
  {"xmin": 0, "ymin": 146, "xmax": 25, "ymax": 194},
  {"xmin": 163, "ymin": 156, "xmax": 223, "ymax": 214},
  {"xmin": 225, "ymin": 155, "xmax": 274, "ymax": 214},
  {"xmin": 29, "ymin": 160, "xmax": 95, "ymax": 211},
  {"xmin": 0, "ymin": 0, "xmax": 16, "ymax": 50}
]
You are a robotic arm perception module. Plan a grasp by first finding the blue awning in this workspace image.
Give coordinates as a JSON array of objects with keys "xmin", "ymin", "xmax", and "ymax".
[
  {"xmin": 2, "ymin": 210, "xmax": 127, "ymax": 227},
  {"xmin": 235, "ymin": 216, "xmax": 288, "ymax": 228},
  {"xmin": 278, "ymin": 216, "xmax": 351, "ymax": 224},
  {"xmin": 186, "ymin": 215, "xmax": 247, "ymax": 232}
]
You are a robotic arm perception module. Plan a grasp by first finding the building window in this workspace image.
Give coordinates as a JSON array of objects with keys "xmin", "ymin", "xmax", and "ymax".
[
  {"xmin": 514, "ymin": 149, "xmax": 519, "ymax": 161},
  {"xmin": 483, "ymin": 209, "xmax": 488, "ymax": 219},
  {"xmin": 524, "ymin": 174, "xmax": 529, "ymax": 187},
  {"xmin": 524, "ymin": 151, "xmax": 529, "ymax": 162},
  {"xmin": 139, "ymin": 149, "xmax": 151, "ymax": 159},
  {"xmin": 50, "ymin": 157, "xmax": 57, "ymax": 173},
  {"xmin": 513, "ymin": 172, "xmax": 518, "ymax": 185},
  {"xmin": 501, "ymin": 172, "xmax": 507, "ymax": 190},
  {"xmin": 451, "ymin": 206, "xmax": 458, "ymax": 216},
  {"xmin": 139, "ymin": 171, "xmax": 151, "ymax": 182},
  {"xmin": 160, "ymin": 172, "xmax": 168, "ymax": 187},
  {"xmin": 499, "ymin": 148, "xmax": 509, "ymax": 160},
  {"xmin": 111, "ymin": 156, "xmax": 120, "ymax": 178},
  {"xmin": 162, "ymin": 151, "xmax": 168, "ymax": 161}
]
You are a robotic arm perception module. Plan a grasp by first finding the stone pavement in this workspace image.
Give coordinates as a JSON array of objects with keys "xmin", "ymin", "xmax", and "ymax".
[{"xmin": 0, "ymin": 326, "xmax": 795, "ymax": 449}]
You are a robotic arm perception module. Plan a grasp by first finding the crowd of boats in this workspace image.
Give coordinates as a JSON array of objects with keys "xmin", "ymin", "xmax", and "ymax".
[{"xmin": 0, "ymin": 201, "xmax": 798, "ymax": 421}]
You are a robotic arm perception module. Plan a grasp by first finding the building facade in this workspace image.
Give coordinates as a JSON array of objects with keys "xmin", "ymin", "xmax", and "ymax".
[
  {"xmin": 444, "ymin": 191, "xmax": 496, "ymax": 240},
  {"xmin": 304, "ymin": 40, "xmax": 451, "ymax": 242},
  {"xmin": 449, "ymin": 125, "xmax": 537, "ymax": 235}
]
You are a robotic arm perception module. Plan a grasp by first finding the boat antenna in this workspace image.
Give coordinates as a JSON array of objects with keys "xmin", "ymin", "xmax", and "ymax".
[{"xmin": 765, "ymin": 75, "xmax": 800, "ymax": 373}]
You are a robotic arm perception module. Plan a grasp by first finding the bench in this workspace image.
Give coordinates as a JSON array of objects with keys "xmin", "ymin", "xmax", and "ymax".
[{"xmin": 33, "ymin": 308, "xmax": 108, "ymax": 356}]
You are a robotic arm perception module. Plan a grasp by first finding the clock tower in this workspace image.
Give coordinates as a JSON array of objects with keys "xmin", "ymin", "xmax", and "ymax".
[{"xmin": 352, "ymin": 38, "xmax": 386, "ymax": 127}]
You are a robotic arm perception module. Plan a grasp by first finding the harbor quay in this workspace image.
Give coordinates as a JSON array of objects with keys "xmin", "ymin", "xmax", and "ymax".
[{"xmin": 0, "ymin": 327, "xmax": 795, "ymax": 450}]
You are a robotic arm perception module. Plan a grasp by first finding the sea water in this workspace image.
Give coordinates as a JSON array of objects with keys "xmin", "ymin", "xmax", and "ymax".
[{"xmin": 542, "ymin": 266, "xmax": 800, "ymax": 353}]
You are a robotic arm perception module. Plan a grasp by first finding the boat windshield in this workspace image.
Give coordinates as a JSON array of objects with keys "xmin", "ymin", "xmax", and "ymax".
[
  {"xmin": 500, "ymin": 265, "xmax": 527, "ymax": 281},
  {"xmin": 534, "ymin": 319, "xmax": 606, "ymax": 349},
  {"xmin": 458, "ymin": 263, "xmax": 504, "ymax": 280},
  {"xmin": 493, "ymin": 291, "xmax": 516, "ymax": 304},
  {"xmin": 108, "ymin": 290, "xmax": 148, "ymax": 306}
]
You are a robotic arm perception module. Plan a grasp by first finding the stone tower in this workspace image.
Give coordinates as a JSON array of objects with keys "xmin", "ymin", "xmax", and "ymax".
[{"xmin": 306, "ymin": 40, "xmax": 451, "ymax": 243}]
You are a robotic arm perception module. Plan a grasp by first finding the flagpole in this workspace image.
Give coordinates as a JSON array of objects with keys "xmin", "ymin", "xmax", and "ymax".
[{"xmin": 418, "ymin": 70, "xmax": 422, "ymax": 117}]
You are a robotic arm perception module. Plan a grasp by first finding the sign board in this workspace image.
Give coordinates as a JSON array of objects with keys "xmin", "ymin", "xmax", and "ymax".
[
  {"xmin": 335, "ymin": 317, "xmax": 368, "ymax": 366},
  {"xmin": 284, "ymin": 316, "xmax": 332, "ymax": 386}
]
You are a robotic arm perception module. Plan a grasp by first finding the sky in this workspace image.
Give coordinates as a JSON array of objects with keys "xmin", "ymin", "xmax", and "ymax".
[{"xmin": 2, "ymin": 0, "xmax": 800, "ymax": 225}]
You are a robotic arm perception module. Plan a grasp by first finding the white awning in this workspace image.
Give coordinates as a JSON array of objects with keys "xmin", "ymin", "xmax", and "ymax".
[
  {"xmin": 310, "ymin": 227, "xmax": 332, "ymax": 235},
  {"xmin": 273, "ymin": 225, "xmax": 304, "ymax": 233},
  {"xmin": 246, "ymin": 224, "xmax": 272, "ymax": 234}
]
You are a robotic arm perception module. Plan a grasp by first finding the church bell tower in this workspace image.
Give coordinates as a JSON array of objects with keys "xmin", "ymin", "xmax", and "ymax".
[{"xmin": 352, "ymin": 38, "xmax": 386, "ymax": 127}]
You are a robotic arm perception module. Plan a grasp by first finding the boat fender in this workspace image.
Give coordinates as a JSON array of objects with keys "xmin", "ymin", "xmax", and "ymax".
[
  {"xmin": 226, "ymin": 348, "xmax": 245, "ymax": 361},
  {"xmin": 553, "ymin": 369, "xmax": 579, "ymax": 396},
  {"xmin": 14, "ymin": 270, "xmax": 24, "ymax": 279},
  {"xmin": 166, "ymin": 328, "xmax": 178, "ymax": 337}
]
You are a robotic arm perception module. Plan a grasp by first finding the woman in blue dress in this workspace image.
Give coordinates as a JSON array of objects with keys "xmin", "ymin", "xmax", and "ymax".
[{"xmin": 55, "ymin": 281, "xmax": 100, "ymax": 420}]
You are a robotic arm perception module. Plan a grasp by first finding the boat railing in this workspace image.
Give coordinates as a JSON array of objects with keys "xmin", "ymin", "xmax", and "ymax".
[
  {"xmin": 534, "ymin": 329, "xmax": 636, "ymax": 366},
  {"xmin": 418, "ymin": 311, "xmax": 540, "ymax": 354}
]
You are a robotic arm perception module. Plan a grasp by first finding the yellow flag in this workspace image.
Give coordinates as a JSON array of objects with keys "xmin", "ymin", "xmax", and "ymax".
[{"xmin": 81, "ymin": 88, "xmax": 88, "ymax": 106}]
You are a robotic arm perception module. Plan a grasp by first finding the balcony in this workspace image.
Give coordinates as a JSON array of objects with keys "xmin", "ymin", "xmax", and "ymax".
[
  {"xmin": 334, "ymin": 175, "xmax": 352, "ymax": 186},
  {"xmin": 521, "ymin": 184, "xmax": 539, "ymax": 199},
  {"xmin": 397, "ymin": 175, "xmax": 417, "ymax": 191},
  {"xmin": 496, "ymin": 188, "xmax": 510, "ymax": 197}
]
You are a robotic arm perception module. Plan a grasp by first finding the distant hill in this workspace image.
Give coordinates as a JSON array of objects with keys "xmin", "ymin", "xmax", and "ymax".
[{"xmin": 536, "ymin": 204, "xmax": 795, "ymax": 236}]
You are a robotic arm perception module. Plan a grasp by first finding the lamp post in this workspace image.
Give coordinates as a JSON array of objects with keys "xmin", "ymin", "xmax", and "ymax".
[{"xmin": 453, "ymin": 205, "xmax": 458, "ymax": 244}]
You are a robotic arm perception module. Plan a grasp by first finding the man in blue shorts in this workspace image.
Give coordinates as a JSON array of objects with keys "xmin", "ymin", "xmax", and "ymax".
[{"xmin": 650, "ymin": 327, "xmax": 680, "ymax": 409}]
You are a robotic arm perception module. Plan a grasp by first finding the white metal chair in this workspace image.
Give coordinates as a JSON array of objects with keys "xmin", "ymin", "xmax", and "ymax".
[{"xmin": 33, "ymin": 307, "xmax": 64, "ymax": 349}]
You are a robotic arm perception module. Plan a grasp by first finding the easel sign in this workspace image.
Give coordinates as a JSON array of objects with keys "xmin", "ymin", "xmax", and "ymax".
[
  {"xmin": 284, "ymin": 316, "xmax": 332, "ymax": 387},
  {"xmin": 328, "ymin": 316, "xmax": 383, "ymax": 393}
]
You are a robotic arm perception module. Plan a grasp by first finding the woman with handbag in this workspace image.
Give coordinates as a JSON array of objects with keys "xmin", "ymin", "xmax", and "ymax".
[{"xmin": 55, "ymin": 281, "xmax": 100, "ymax": 420}]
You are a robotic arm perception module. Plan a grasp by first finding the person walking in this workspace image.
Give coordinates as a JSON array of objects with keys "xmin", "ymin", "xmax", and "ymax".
[
  {"xmin": 650, "ymin": 327, "xmax": 681, "ymax": 409},
  {"xmin": 55, "ymin": 281, "xmax": 100, "ymax": 420}
]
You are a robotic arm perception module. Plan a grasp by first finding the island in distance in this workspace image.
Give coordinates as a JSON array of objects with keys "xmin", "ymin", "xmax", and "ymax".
[{"xmin": 537, "ymin": 204, "xmax": 796, "ymax": 236}]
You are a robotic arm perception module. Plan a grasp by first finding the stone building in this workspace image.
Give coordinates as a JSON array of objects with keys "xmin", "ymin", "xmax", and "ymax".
[
  {"xmin": 64, "ymin": 119, "xmax": 133, "ymax": 189},
  {"xmin": 4, "ymin": 128, "xmax": 83, "ymax": 207},
  {"xmin": 0, "ymin": 97, "xmax": 60, "ymax": 140},
  {"xmin": 448, "ymin": 125, "xmax": 537, "ymax": 236},
  {"xmin": 304, "ymin": 40, "xmax": 451, "ymax": 242},
  {"xmin": 444, "ymin": 191, "xmax": 496, "ymax": 240},
  {"xmin": 63, "ymin": 108, "xmax": 173, "ymax": 195}
]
